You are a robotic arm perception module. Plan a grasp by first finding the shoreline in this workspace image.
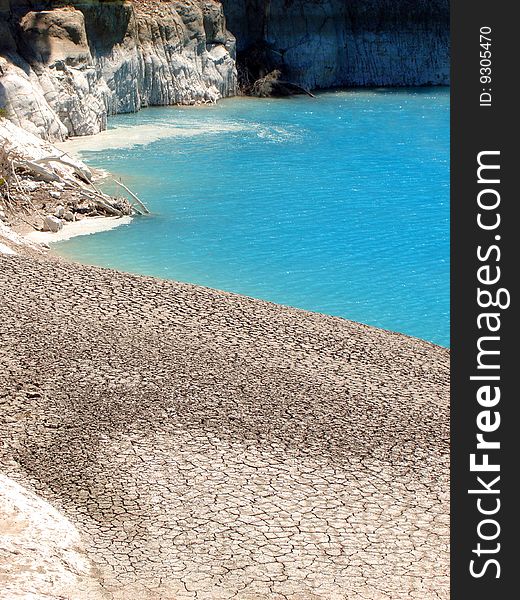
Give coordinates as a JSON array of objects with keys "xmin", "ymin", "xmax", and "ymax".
[
  {"xmin": 0, "ymin": 117, "xmax": 136, "ymax": 253},
  {"xmin": 2, "ymin": 91, "xmax": 449, "ymax": 347},
  {"xmin": 23, "ymin": 214, "xmax": 133, "ymax": 245},
  {"xmin": 47, "ymin": 91, "xmax": 449, "ymax": 348},
  {"xmin": 0, "ymin": 0, "xmax": 451, "ymax": 593}
]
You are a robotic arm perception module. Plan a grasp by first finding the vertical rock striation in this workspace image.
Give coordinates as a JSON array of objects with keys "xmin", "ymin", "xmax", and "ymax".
[
  {"xmin": 0, "ymin": 0, "xmax": 237, "ymax": 140},
  {"xmin": 0, "ymin": 1, "xmax": 450, "ymax": 140},
  {"xmin": 222, "ymin": 0, "xmax": 450, "ymax": 90}
]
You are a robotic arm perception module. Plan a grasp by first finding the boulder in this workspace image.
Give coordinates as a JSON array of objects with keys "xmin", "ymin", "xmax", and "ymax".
[{"xmin": 43, "ymin": 215, "xmax": 63, "ymax": 233}]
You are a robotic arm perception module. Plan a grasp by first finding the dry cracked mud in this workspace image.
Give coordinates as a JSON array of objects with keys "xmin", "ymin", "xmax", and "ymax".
[{"xmin": 0, "ymin": 254, "xmax": 449, "ymax": 599}]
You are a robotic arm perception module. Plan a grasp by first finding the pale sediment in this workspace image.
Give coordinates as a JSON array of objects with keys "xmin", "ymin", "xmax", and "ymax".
[
  {"xmin": 0, "ymin": 473, "xmax": 106, "ymax": 600},
  {"xmin": 56, "ymin": 120, "xmax": 250, "ymax": 155},
  {"xmin": 24, "ymin": 215, "xmax": 133, "ymax": 245},
  {"xmin": 0, "ymin": 252, "xmax": 450, "ymax": 599}
]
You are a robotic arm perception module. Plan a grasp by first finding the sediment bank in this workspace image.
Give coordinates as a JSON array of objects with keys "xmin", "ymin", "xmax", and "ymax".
[{"xmin": 0, "ymin": 251, "xmax": 450, "ymax": 599}]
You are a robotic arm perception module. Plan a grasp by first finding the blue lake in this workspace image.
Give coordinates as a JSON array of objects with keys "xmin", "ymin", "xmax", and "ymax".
[{"xmin": 56, "ymin": 89, "xmax": 450, "ymax": 346}]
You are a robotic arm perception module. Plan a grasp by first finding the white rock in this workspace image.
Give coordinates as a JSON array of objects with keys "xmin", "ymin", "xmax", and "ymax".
[
  {"xmin": 50, "ymin": 191, "xmax": 62, "ymax": 200},
  {"xmin": 23, "ymin": 180, "xmax": 39, "ymax": 192},
  {"xmin": 0, "ymin": 242, "xmax": 16, "ymax": 255},
  {"xmin": 0, "ymin": 4, "xmax": 237, "ymax": 142},
  {"xmin": 0, "ymin": 221, "xmax": 24, "ymax": 245},
  {"xmin": 0, "ymin": 474, "xmax": 106, "ymax": 599},
  {"xmin": 43, "ymin": 215, "xmax": 63, "ymax": 233},
  {"xmin": 54, "ymin": 204, "xmax": 64, "ymax": 216},
  {"xmin": 0, "ymin": 120, "xmax": 93, "ymax": 189}
]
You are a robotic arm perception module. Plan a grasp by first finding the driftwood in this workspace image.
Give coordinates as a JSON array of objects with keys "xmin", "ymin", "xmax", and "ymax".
[
  {"xmin": 73, "ymin": 188, "xmax": 123, "ymax": 216},
  {"xmin": 113, "ymin": 179, "xmax": 150, "ymax": 215},
  {"xmin": 277, "ymin": 81, "xmax": 316, "ymax": 98},
  {"xmin": 55, "ymin": 174, "xmax": 126, "ymax": 217},
  {"xmin": 6, "ymin": 150, "xmax": 138, "ymax": 219},
  {"xmin": 7, "ymin": 163, "xmax": 44, "ymax": 226},
  {"xmin": 32, "ymin": 156, "xmax": 92, "ymax": 183},
  {"xmin": 252, "ymin": 70, "xmax": 316, "ymax": 99},
  {"xmin": 12, "ymin": 159, "xmax": 61, "ymax": 183},
  {"xmin": 1, "ymin": 144, "xmax": 42, "ymax": 227}
]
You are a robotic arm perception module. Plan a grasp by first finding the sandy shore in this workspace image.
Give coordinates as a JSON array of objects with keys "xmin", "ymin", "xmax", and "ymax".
[
  {"xmin": 24, "ymin": 215, "xmax": 133, "ymax": 245},
  {"xmin": 1, "ymin": 115, "xmax": 449, "ymax": 600},
  {"xmin": 0, "ymin": 250, "xmax": 450, "ymax": 600}
]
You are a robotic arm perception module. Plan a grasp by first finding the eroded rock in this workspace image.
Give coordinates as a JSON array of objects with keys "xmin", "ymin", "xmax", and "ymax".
[
  {"xmin": 0, "ymin": 474, "xmax": 106, "ymax": 599},
  {"xmin": 42, "ymin": 214, "xmax": 62, "ymax": 232},
  {"xmin": 224, "ymin": 0, "xmax": 450, "ymax": 90},
  {"xmin": 0, "ymin": 1, "xmax": 238, "ymax": 141}
]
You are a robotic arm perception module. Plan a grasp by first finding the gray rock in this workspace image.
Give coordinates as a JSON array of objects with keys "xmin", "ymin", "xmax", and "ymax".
[
  {"xmin": 43, "ymin": 215, "xmax": 63, "ymax": 233},
  {"xmin": 0, "ymin": 0, "xmax": 450, "ymax": 143},
  {"xmin": 222, "ymin": 0, "xmax": 449, "ymax": 89},
  {"xmin": 0, "ymin": 210, "xmax": 7, "ymax": 222},
  {"xmin": 54, "ymin": 204, "xmax": 64, "ymax": 217},
  {"xmin": 63, "ymin": 211, "xmax": 74, "ymax": 222},
  {"xmin": 0, "ymin": 2, "xmax": 238, "ymax": 141}
]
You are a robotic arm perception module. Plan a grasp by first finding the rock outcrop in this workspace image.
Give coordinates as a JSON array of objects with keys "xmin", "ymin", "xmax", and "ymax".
[
  {"xmin": 0, "ymin": 0, "xmax": 238, "ymax": 140},
  {"xmin": 0, "ymin": 473, "xmax": 107, "ymax": 599},
  {"xmin": 0, "ymin": 0, "xmax": 450, "ymax": 140},
  {"xmin": 0, "ymin": 118, "xmax": 134, "ymax": 231},
  {"xmin": 222, "ymin": 0, "xmax": 450, "ymax": 90}
]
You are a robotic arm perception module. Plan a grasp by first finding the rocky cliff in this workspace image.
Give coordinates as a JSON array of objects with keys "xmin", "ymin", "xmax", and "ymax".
[
  {"xmin": 0, "ymin": 0, "xmax": 450, "ymax": 141},
  {"xmin": 0, "ymin": 0, "xmax": 237, "ymax": 140},
  {"xmin": 222, "ymin": 0, "xmax": 449, "ymax": 90}
]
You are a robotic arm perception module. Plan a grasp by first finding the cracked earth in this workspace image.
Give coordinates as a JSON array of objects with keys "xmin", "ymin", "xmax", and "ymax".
[{"xmin": 0, "ymin": 254, "xmax": 449, "ymax": 599}]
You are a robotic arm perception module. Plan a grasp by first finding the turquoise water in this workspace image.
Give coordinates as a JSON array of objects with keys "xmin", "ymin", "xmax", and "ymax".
[{"xmin": 56, "ymin": 89, "xmax": 450, "ymax": 346}]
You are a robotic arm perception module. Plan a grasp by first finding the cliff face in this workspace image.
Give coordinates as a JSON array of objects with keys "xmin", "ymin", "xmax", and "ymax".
[
  {"xmin": 0, "ymin": 0, "xmax": 450, "ymax": 141},
  {"xmin": 222, "ymin": 0, "xmax": 450, "ymax": 89},
  {"xmin": 0, "ymin": 0, "xmax": 237, "ymax": 140}
]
